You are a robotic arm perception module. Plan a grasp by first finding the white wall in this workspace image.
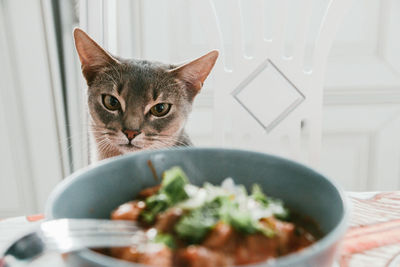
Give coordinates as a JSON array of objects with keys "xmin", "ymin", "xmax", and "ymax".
[{"xmin": 0, "ymin": 0, "xmax": 65, "ymax": 217}]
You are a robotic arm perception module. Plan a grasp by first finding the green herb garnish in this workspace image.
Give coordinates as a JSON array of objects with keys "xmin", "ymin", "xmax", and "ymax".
[
  {"xmin": 251, "ymin": 184, "xmax": 269, "ymax": 206},
  {"xmin": 251, "ymin": 184, "xmax": 290, "ymax": 220},
  {"xmin": 141, "ymin": 167, "xmax": 189, "ymax": 223},
  {"xmin": 154, "ymin": 233, "xmax": 176, "ymax": 249},
  {"xmin": 161, "ymin": 166, "xmax": 189, "ymax": 204},
  {"xmin": 175, "ymin": 197, "xmax": 223, "ymax": 243},
  {"xmin": 141, "ymin": 167, "xmax": 286, "ymax": 242}
]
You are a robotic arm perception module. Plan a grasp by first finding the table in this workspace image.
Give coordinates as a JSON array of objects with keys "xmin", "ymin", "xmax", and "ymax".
[
  {"xmin": 1, "ymin": 192, "xmax": 400, "ymax": 267},
  {"xmin": 339, "ymin": 192, "xmax": 400, "ymax": 267}
]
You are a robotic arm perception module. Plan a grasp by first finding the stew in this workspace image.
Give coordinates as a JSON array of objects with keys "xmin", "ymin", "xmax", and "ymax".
[{"xmin": 107, "ymin": 167, "xmax": 318, "ymax": 267}]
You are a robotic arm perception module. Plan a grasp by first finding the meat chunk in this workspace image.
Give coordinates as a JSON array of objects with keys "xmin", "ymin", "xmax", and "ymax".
[
  {"xmin": 111, "ymin": 244, "xmax": 173, "ymax": 267},
  {"xmin": 110, "ymin": 247, "xmax": 140, "ymax": 262},
  {"xmin": 202, "ymin": 222, "xmax": 236, "ymax": 253},
  {"xmin": 137, "ymin": 245, "xmax": 173, "ymax": 267},
  {"xmin": 155, "ymin": 208, "xmax": 183, "ymax": 232},
  {"xmin": 235, "ymin": 233, "xmax": 279, "ymax": 265},
  {"xmin": 175, "ymin": 246, "xmax": 231, "ymax": 267},
  {"xmin": 111, "ymin": 201, "xmax": 145, "ymax": 221},
  {"xmin": 138, "ymin": 185, "xmax": 161, "ymax": 199},
  {"xmin": 289, "ymin": 226, "xmax": 315, "ymax": 252},
  {"xmin": 274, "ymin": 219, "xmax": 296, "ymax": 254},
  {"xmin": 234, "ymin": 217, "xmax": 299, "ymax": 264},
  {"xmin": 260, "ymin": 217, "xmax": 296, "ymax": 254}
]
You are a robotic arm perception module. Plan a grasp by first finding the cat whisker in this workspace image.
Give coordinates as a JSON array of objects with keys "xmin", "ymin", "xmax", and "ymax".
[
  {"xmin": 145, "ymin": 136, "xmax": 189, "ymax": 148},
  {"xmin": 144, "ymin": 135, "xmax": 189, "ymax": 146},
  {"xmin": 88, "ymin": 131, "xmax": 116, "ymax": 137},
  {"xmin": 97, "ymin": 138, "xmax": 113, "ymax": 156},
  {"xmin": 57, "ymin": 135, "xmax": 94, "ymax": 172},
  {"xmin": 59, "ymin": 131, "xmax": 113, "ymax": 149},
  {"xmin": 87, "ymin": 124, "xmax": 118, "ymax": 132}
]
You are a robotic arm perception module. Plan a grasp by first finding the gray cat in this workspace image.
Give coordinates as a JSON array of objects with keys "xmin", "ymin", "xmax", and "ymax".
[{"xmin": 73, "ymin": 28, "xmax": 218, "ymax": 160}]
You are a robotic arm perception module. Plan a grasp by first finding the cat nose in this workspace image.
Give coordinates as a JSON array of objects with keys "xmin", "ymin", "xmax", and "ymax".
[{"xmin": 123, "ymin": 129, "xmax": 141, "ymax": 141}]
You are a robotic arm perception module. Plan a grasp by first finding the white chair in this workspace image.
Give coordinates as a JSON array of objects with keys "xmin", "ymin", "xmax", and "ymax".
[{"xmin": 187, "ymin": 0, "xmax": 354, "ymax": 166}]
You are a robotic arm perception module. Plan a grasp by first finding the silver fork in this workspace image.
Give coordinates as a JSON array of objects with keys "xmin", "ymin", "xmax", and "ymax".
[{"xmin": 1, "ymin": 219, "xmax": 147, "ymax": 266}]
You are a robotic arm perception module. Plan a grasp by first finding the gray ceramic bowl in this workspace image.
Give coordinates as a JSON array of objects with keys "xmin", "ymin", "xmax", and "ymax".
[{"xmin": 45, "ymin": 148, "xmax": 348, "ymax": 267}]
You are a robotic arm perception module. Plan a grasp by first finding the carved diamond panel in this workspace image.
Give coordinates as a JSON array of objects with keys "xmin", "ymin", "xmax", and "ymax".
[{"xmin": 232, "ymin": 59, "xmax": 305, "ymax": 132}]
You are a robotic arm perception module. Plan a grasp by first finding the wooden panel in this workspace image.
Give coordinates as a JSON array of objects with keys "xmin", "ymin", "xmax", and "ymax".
[
  {"xmin": 326, "ymin": 0, "xmax": 400, "ymax": 99},
  {"xmin": 380, "ymin": 0, "xmax": 400, "ymax": 73},
  {"xmin": 325, "ymin": 55, "xmax": 400, "ymax": 90},
  {"xmin": 321, "ymin": 105, "xmax": 400, "ymax": 191},
  {"xmin": 330, "ymin": 0, "xmax": 380, "ymax": 54},
  {"xmin": 369, "ymin": 113, "xmax": 400, "ymax": 190},
  {"xmin": 321, "ymin": 133, "xmax": 370, "ymax": 191}
]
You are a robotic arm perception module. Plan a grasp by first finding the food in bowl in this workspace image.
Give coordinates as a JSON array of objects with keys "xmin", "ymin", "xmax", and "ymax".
[{"xmin": 106, "ymin": 166, "xmax": 319, "ymax": 267}]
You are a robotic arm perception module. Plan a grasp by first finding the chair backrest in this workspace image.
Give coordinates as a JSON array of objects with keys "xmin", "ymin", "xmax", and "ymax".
[{"xmin": 175, "ymin": 0, "xmax": 354, "ymax": 166}]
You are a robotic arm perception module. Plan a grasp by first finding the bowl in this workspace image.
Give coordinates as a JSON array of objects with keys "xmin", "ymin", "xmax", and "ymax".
[{"xmin": 45, "ymin": 147, "xmax": 348, "ymax": 267}]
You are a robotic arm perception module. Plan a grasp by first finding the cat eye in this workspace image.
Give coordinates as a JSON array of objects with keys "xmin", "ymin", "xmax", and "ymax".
[
  {"xmin": 150, "ymin": 103, "xmax": 171, "ymax": 117},
  {"xmin": 102, "ymin": 94, "xmax": 120, "ymax": 111}
]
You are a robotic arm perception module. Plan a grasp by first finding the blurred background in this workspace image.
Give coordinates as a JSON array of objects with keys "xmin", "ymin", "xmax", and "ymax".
[{"xmin": 1, "ymin": 0, "xmax": 400, "ymax": 217}]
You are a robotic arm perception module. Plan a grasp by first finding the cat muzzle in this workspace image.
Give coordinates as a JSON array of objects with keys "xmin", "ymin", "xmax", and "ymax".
[{"xmin": 123, "ymin": 129, "xmax": 141, "ymax": 141}]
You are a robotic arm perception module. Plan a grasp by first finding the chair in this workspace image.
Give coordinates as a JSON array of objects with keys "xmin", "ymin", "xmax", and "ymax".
[{"xmin": 186, "ymin": 0, "xmax": 354, "ymax": 166}]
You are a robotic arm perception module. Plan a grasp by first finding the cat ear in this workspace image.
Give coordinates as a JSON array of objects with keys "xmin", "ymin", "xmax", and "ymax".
[
  {"xmin": 73, "ymin": 28, "xmax": 118, "ymax": 84},
  {"xmin": 170, "ymin": 50, "xmax": 219, "ymax": 96}
]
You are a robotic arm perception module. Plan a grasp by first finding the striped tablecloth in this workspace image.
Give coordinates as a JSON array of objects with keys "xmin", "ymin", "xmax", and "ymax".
[
  {"xmin": 1, "ymin": 192, "xmax": 400, "ymax": 266},
  {"xmin": 340, "ymin": 192, "xmax": 400, "ymax": 267}
]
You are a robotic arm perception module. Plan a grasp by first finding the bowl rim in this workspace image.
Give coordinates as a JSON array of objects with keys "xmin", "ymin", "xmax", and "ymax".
[{"xmin": 45, "ymin": 147, "xmax": 350, "ymax": 266}]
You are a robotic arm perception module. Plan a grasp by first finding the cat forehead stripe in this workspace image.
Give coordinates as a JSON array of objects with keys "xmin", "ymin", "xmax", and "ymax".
[
  {"xmin": 144, "ymin": 93, "xmax": 164, "ymax": 114},
  {"xmin": 117, "ymin": 83, "xmax": 124, "ymax": 94}
]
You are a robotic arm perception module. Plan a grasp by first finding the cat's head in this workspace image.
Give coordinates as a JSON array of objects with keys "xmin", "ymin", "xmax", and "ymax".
[{"xmin": 73, "ymin": 28, "xmax": 218, "ymax": 158}]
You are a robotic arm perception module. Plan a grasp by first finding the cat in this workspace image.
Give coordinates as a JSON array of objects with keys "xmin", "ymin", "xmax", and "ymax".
[{"xmin": 73, "ymin": 28, "xmax": 218, "ymax": 160}]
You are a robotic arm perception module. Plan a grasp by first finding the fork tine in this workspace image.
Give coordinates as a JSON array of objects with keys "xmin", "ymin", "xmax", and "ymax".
[
  {"xmin": 41, "ymin": 219, "xmax": 146, "ymax": 251},
  {"xmin": 40, "ymin": 219, "xmax": 140, "ymax": 235},
  {"xmin": 3, "ymin": 219, "xmax": 147, "ymax": 263},
  {"xmin": 44, "ymin": 235, "xmax": 144, "ymax": 252}
]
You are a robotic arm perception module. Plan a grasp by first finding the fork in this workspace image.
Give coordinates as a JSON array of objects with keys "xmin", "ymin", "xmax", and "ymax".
[{"xmin": 1, "ymin": 219, "xmax": 147, "ymax": 266}]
